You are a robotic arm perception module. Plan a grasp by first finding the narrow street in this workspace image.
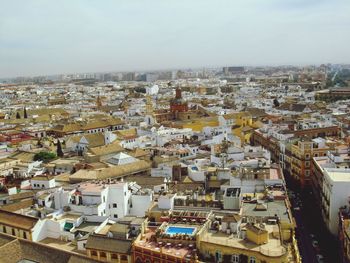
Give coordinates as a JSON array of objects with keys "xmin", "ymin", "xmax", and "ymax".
[{"xmin": 286, "ymin": 176, "xmax": 341, "ymax": 263}]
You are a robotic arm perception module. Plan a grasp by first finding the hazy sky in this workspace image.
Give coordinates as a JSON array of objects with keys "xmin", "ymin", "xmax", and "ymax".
[{"xmin": 1, "ymin": 0, "xmax": 350, "ymax": 78}]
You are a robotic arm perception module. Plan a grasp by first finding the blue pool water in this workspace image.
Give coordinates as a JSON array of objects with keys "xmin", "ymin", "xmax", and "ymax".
[{"xmin": 165, "ymin": 226, "xmax": 196, "ymax": 235}]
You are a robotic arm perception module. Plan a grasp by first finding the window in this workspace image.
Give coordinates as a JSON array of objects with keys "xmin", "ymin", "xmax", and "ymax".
[
  {"xmin": 100, "ymin": 252, "xmax": 106, "ymax": 258},
  {"xmin": 305, "ymin": 161, "xmax": 310, "ymax": 168},
  {"xmin": 113, "ymin": 203, "xmax": 117, "ymax": 208},
  {"xmin": 12, "ymin": 229, "xmax": 15, "ymax": 236},
  {"xmin": 249, "ymin": 256, "xmax": 256, "ymax": 263},
  {"xmin": 91, "ymin": 250, "xmax": 97, "ymax": 256},
  {"xmin": 23, "ymin": 232, "xmax": 27, "ymax": 239},
  {"xmin": 3, "ymin": 226, "xmax": 6, "ymax": 233},
  {"xmin": 114, "ymin": 214, "xmax": 118, "ymax": 218},
  {"xmin": 103, "ymin": 196, "xmax": 106, "ymax": 202},
  {"xmin": 215, "ymin": 251, "xmax": 222, "ymax": 262},
  {"xmin": 42, "ymin": 184, "xmax": 45, "ymax": 188},
  {"xmin": 231, "ymin": 254, "xmax": 239, "ymax": 263},
  {"xmin": 111, "ymin": 254, "xmax": 118, "ymax": 259}
]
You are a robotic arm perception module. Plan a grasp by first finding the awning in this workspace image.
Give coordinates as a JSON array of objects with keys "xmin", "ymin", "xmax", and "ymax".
[{"xmin": 64, "ymin": 222, "xmax": 74, "ymax": 231}]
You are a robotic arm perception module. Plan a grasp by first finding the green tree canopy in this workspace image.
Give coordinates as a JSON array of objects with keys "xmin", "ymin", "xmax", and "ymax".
[{"xmin": 34, "ymin": 151, "xmax": 56, "ymax": 163}]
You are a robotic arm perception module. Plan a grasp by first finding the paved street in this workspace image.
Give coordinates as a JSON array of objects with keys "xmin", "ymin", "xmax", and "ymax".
[{"xmin": 287, "ymin": 178, "xmax": 341, "ymax": 263}]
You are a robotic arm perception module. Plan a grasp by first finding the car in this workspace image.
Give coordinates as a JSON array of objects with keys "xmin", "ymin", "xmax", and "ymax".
[
  {"xmin": 309, "ymin": 233, "xmax": 316, "ymax": 239},
  {"xmin": 312, "ymin": 240, "xmax": 321, "ymax": 252},
  {"xmin": 293, "ymin": 207, "xmax": 300, "ymax": 211},
  {"xmin": 316, "ymin": 254, "xmax": 324, "ymax": 263}
]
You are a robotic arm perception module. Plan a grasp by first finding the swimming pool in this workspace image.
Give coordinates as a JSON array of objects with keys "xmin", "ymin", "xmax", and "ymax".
[{"xmin": 165, "ymin": 226, "xmax": 196, "ymax": 236}]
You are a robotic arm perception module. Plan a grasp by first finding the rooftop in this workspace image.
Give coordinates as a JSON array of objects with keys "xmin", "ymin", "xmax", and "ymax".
[
  {"xmin": 0, "ymin": 209, "xmax": 39, "ymax": 230},
  {"xmin": 201, "ymin": 223, "xmax": 287, "ymax": 258}
]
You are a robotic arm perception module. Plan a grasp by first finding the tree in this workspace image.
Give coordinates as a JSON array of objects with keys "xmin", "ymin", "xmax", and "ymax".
[
  {"xmin": 34, "ymin": 151, "xmax": 56, "ymax": 163},
  {"xmin": 24, "ymin": 107, "xmax": 28, "ymax": 119},
  {"xmin": 273, "ymin": 98, "xmax": 280, "ymax": 107},
  {"xmin": 16, "ymin": 112, "xmax": 21, "ymax": 119},
  {"xmin": 56, "ymin": 140, "xmax": 64, "ymax": 157}
]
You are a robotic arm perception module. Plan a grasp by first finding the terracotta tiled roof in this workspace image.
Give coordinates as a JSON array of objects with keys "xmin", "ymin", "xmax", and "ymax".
[
  {"xmin": 0, "ymin": 199, "xmax": 34, "ymax": 212},
  {"xmin": 87, "ymin": 141, "xmax": 124, "ymax": 156},
  {"xmin": 0, "ymin": 232, "xmax": 101, "ymax": 263},
  {"xmin": 124, "ymin": 175, "xmax": 165, "ymax": 188},
  {"xmin": 222, "ymin": 112, "xmax": 251, "ymax": 120},
  {"xmin": 0, "ymin": 210, "xmax": 38, "ymax": 230},
  {"xmin": 114, "ymin": 128, "xmax": 137, "ymax": 139},
  {"xmin": 82, "ymin": 118, "xmax": 124, "ymax": 131},
  {"xmin": 8, "ymin": 191, "xmax": 35, "ymax": 201},
  {"xmin": 9, "ymin": 151, "xmax": 36, "ymax": 163},
  {"xmin": 51, "ymin": 123, "xmax": 82, "ymax": 133},
  {"xmin": 85, "ymin": 234, "xmax": 132, "ymax": 254},
  {"xmin": 70, "ymin": 160, "xmax": 151, "ymax": 182},
  {"xmin": 31, "ymin": 175, "xmax": 54, "ymax": 181}
]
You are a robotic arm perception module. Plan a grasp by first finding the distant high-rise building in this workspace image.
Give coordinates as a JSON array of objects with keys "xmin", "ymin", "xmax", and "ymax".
[
  {"xmin": 146, "ymin": 73, "xmax": 159, "ymax": 82},
  {"xmin": 223, "ymin": 66, "xmax": 245, "ymax": 75},
  {"xmin": 122, "ymin": 72, "xmax": 136, "ymax": 81}
]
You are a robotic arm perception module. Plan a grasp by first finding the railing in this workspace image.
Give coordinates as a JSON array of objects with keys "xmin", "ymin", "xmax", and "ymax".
[
  {"xmin": 201, "ymin": 235, "xmax": 287, "ymax": 257},
  {"xmin": 259, "ymin": 246, "xmax": 287, "ymax": 257}
]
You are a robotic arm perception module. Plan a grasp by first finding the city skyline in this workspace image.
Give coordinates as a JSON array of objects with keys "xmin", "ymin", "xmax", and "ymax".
[{"xmin": 1, "ymin": 0, "xmax": 350, "ymax": 78}]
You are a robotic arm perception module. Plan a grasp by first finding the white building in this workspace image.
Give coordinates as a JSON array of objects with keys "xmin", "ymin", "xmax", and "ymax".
[
  {"xmin": 153, "ymin": 127, "xmax": 193, "ymax": 147},
  {"xmin": 69, "ymin": 182, "xmax": 130, "ymax": 219},
  {"xmin": 151, "ymin": 163, "xmax": 172, "ymax": 179},
  {"xmin": 130, "ymin": 189, "xmax": 153, "ymax": 217},
  {"xmin": 146, "ymin": 84, "xmax": 159, "ymax": 95},
  {"xmin": 31, "ymin": 175, "xmax": 56, "ymax": 189},
  {"xmin": 158, "ymin": 193, "xmax": 176, "ymax": 210},
  {"xmin": 187, "ymin": 159, "xmax": 211, "ymax": 182},
  {"xmin": 321, "ymin": 168, "xmax": 350, "ymax": 235},
  {"xmin": 223, "ymin": 165, "xmax": 284, "ymax": 194},
  {"xmin": 54, "ymin": 181, "xmax": 152, "ymax": 220}
]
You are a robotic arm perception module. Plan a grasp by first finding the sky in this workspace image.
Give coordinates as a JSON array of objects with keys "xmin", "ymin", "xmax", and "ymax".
[{"xmin": 0, "ymin": 0, "xmax": 350, "ymax": 78}]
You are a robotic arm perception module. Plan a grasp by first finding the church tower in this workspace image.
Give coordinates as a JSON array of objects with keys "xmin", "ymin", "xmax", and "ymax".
[{"xmin": 170, "ymin": 87, "xmax": 188, "ymax": 114}]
